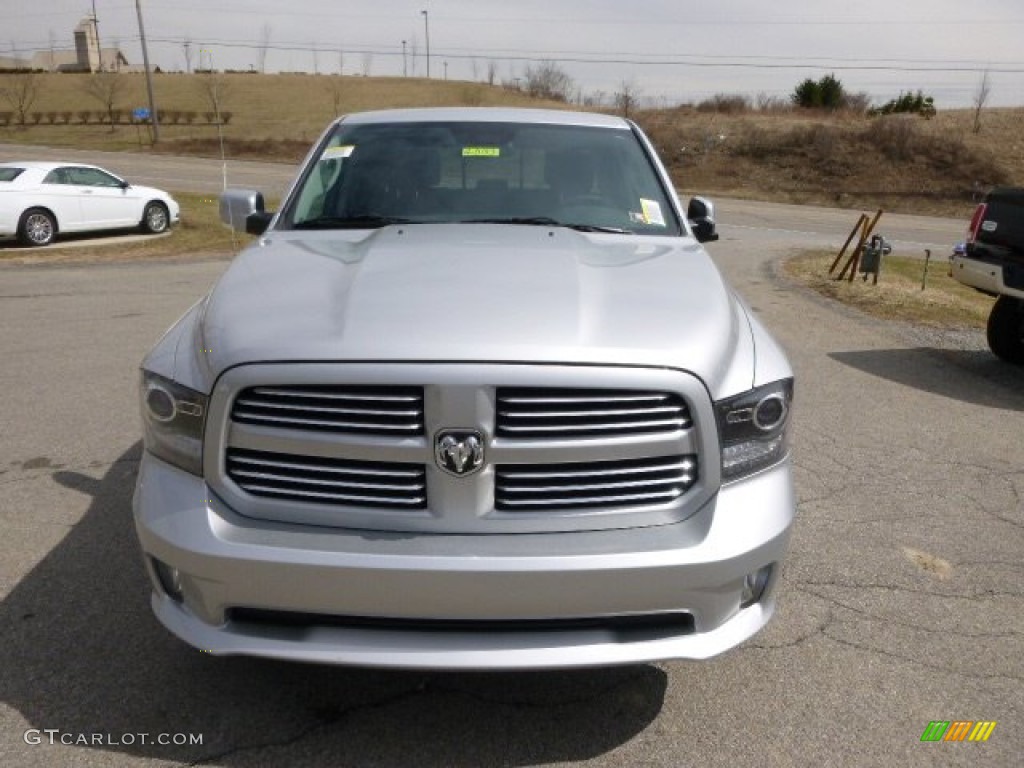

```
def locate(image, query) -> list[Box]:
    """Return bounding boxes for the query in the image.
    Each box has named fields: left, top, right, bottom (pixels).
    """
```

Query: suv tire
left=987, top=295, right=1024, bottom=364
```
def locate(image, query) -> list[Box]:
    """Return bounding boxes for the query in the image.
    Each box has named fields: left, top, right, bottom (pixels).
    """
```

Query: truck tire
left=987, top=295, right=1024, bottom=364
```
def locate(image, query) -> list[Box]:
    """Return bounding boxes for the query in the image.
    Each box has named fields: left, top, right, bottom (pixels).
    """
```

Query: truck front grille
left=232, top=385, right=424, bottom=436
left=226, top=448, right=427, bottom=509
left=495, top=455, right=697, bottom=511
left=496, top=388, right=691, bottom=438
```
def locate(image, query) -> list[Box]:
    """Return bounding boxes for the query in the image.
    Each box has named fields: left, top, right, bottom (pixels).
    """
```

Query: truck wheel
left=987, top=295, right=1024, bottom=364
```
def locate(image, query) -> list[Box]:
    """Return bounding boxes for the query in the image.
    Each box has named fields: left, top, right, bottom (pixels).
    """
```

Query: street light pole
left=134, top=0, right=159, bottom=143
left=421, top=10, right=430, bottom=78
left=402, top=40, right=407, bottom=77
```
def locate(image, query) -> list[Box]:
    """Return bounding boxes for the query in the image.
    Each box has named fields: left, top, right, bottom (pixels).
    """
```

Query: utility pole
left=135, top=0, right=159, bottom=142
left=91, top=0, right=103, bottom=72
left=421, top=10, right=430, bottom=78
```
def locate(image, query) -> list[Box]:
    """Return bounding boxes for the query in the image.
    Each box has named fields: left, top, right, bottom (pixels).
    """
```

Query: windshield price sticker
left=462, top=147, right=501, bottom=157
left=640, top=198, right=667, bottom=227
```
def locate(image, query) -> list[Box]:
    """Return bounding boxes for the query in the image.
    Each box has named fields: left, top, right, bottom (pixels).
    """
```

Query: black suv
left=951, top=187, right=1024, bottom=363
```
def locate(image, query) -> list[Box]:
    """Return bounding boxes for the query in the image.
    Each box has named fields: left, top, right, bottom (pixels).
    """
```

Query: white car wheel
left=18, top=209, right=56, bottom=247
left=142, top=201, right=170, bottom=234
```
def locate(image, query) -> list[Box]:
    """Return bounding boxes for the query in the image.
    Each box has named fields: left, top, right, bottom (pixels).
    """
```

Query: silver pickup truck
left=132, top=108, right=796, bottom=669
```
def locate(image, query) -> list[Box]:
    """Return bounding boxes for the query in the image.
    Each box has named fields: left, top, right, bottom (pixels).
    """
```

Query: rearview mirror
left=686, top=196, right=719, bottom=243
left=220, top=189, right=273, bottom=235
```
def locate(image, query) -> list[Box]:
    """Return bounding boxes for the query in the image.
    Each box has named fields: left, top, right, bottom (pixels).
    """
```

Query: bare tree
left=614, top=79, right=641, bottom=118
left=257, top=24, right=272, bottom=74
left=486, top=59, right=498, bottom=86
left=325, top=75, right=344, bottom=117
left=972, top=69, right=991, bottom=134
left=0, top=72, right=39, bottom=127
left=84, top=71, right=126, bottom=131
left=523, top=61, right=574, bottom=102
left=196, top=70, right=230, bottom=120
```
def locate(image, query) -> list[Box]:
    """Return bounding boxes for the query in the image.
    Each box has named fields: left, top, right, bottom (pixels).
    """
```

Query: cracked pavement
left=1, top=196, right=1021, bottom=767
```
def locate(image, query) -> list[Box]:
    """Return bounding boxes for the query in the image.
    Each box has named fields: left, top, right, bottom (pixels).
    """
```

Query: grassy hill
left=1, top=72, right=1019, bottom=217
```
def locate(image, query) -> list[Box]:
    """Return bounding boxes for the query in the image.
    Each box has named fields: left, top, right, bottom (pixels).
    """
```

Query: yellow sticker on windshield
left=462, top=147, right=501, bottom=158
left=640, top=198, right=666, bottom=227
left=324, top=144, right=355, bottom=158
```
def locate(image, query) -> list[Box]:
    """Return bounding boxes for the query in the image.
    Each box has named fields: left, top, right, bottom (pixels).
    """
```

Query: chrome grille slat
left=495, top=455, right=698, bottom=511
left=497, top=490, right=685, bottom=508
left=235, top=399, right=422, bottom=418
left=501, top=458, right=694, bottom=480
left=231, top=410, right=423, bottom=432
left=239, top=485, right=427, bottom=507
left=500, top=479, right=688, bottom=493
left=499, top=394, right=671, bottom=404
left=227, top=448, right=427, bottom=509
left=229, top=453, right=423, bottom=478
left=498, top=418, right=689, bottom=434
left=499, top=405, right=684, bottom=418
left=230, top=468, right=424, bottom=492
left=496, top=388, right=691, bottom=438
left=251, top=387, right=421, bottom=403
left=231, top=385, right=424, bottom=436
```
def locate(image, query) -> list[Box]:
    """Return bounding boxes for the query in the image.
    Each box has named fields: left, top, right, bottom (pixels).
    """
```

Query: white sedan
left=0, top=161, right=180, bottom=247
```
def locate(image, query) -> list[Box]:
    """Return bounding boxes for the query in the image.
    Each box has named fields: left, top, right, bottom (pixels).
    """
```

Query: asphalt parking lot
left=0, top=195, right=1021, bottom=766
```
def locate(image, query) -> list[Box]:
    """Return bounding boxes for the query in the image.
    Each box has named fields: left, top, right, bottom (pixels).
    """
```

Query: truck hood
left=193, top=225, right=753, bottom=395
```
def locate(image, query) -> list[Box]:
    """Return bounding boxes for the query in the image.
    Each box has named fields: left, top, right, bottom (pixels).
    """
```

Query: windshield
left=281, top=120, right=681, bottom=236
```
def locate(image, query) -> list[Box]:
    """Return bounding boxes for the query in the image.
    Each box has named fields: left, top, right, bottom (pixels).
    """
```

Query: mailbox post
left=859, top=234, right=891, bottom=284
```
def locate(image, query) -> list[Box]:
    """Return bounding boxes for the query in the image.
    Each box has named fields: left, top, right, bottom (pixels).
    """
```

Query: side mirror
left=686, top=196, right=719, bottom=243
left=220, top=189, right=273, bottom=235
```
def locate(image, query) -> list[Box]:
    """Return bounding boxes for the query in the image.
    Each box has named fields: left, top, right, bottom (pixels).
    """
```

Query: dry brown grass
left=783, top=249, right=993, bottom=329
left=1, top=73, right=1021, bottom=217
left=0, top=72, right=564, bottom=160
left=637, top=106, right=1017, bottom=217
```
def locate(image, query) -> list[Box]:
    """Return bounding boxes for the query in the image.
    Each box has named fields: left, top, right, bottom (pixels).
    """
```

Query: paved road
left=0, top=151, right=1021, bottom=767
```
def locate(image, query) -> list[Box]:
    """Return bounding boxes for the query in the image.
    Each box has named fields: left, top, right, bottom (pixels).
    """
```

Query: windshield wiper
left=459, top=217, right=563, bottom=226
left=564, top=223, right=633, bottom=234
left=293, top=215, right=416, bottom=230
left=461, top=217, right=632, bottom=234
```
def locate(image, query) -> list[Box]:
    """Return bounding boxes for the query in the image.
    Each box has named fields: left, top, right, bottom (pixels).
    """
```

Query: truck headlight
left=140, top=371, right=207, bottom=476
left=715, top=379, right=793, bottom=481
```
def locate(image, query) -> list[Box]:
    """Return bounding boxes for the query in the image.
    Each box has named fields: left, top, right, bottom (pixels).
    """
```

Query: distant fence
left=0, top=110, right=233, bottom=127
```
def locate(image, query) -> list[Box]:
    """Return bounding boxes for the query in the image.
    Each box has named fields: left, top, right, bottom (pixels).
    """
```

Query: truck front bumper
left=133, top=452, right=795, bottom=669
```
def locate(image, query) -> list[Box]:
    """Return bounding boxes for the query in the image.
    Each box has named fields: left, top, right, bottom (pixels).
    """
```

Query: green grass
left=783, top=249, right=993, bottom=329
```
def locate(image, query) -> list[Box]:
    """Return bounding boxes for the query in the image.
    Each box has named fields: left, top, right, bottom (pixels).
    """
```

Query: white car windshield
left=283, top=121, right=681, bottom=236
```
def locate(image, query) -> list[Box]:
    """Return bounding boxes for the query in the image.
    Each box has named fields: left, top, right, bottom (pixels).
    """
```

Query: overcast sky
left=9, top=0, right=1024, bottom=108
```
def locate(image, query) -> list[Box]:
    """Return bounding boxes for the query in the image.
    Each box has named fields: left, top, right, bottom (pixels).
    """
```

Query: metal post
left=135, top=0, right=159, bottom=143
left=91, top=0, right=103, bottom=72
left=421, top=10, right=430, bottom=78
